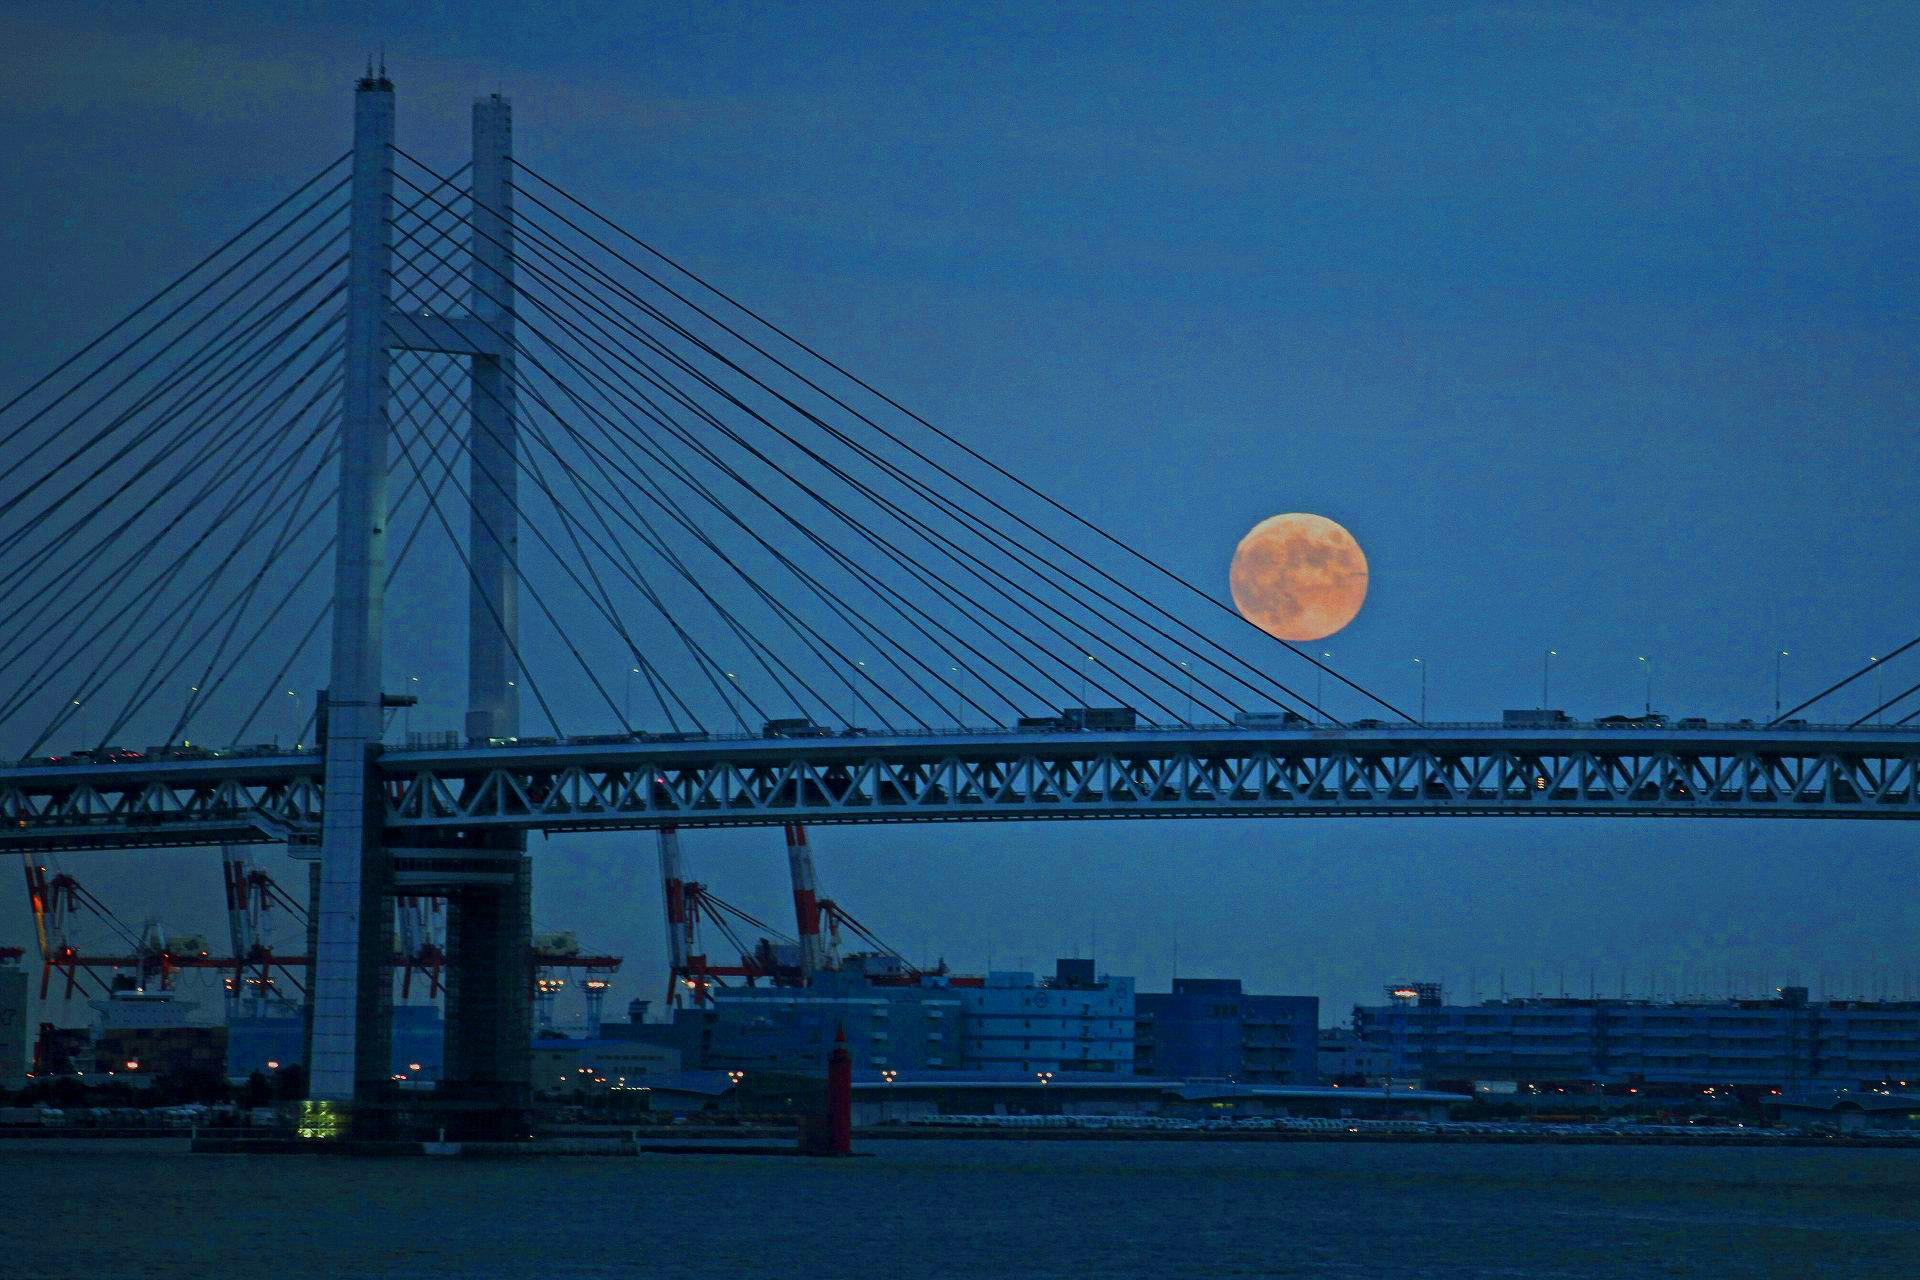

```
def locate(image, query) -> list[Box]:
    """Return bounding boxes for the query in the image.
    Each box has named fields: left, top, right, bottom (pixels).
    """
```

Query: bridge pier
left=440, top=854, right=533, bottom=1136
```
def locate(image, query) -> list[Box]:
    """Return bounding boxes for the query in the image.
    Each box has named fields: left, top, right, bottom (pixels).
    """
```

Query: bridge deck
left=1, top=723, right=1915, bottom=851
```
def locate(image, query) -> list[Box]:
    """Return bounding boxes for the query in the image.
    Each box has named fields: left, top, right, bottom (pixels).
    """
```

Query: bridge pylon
left=305, top=72, right=533, bottom=1140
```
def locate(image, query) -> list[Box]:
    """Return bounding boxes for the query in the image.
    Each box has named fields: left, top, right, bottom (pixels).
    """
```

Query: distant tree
left=167, top=1067, right=232, bottom=1105
left=271, top=1063, right=306, bottom=1101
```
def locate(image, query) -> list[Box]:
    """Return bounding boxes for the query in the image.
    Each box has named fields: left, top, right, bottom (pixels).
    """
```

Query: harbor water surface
left=6, top=1140, right=1915, bottom=1278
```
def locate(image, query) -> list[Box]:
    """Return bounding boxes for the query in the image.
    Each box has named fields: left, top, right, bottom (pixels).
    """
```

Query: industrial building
left=1317, top=1026, right=1393, bottom=1083
left=1355, top=984, right=1920, bottom=1092
left=1772, top=1089, right=1920, bottom=1133
left=612, top=958, right=1138, bottom=1077
left=838, top=1072, right=1463, bottom=1127
left=1134, top=978, right=1317, bottom=1084
left=958, top=959, right=1135, bottom=1074
left=1, top=949, right=29, bottom=1087
left=226, top=1003, right=447, bottom=1083
left=531, top=1038, right=680, bottom=1096
left=701, top=956, right=964, bottom=1072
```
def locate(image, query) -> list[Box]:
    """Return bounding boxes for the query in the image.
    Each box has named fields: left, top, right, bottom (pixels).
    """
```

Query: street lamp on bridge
left=847, top=659, right=866, bottom=729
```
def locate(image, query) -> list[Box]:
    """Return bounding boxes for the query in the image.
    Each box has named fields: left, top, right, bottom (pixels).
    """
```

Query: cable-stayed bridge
left=2, top=75, right=1914, bottom=1133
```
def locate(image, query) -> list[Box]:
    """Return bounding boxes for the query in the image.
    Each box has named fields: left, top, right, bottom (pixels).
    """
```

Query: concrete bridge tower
left=305, top=72, right=532, bottom=1138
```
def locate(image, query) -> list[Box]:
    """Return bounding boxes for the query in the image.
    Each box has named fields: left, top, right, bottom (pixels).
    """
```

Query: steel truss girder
left=382, top=739, right=1920, bottom=832
left=0, top=732, right=1916, bottom=851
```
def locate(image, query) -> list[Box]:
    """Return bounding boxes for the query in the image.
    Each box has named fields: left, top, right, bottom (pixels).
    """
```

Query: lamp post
left=1542, top=649, right=1557, bottom=708
left=847, top=659, right=866, bottom=729
left=950, top=665, right=964, bottom=728
left=1775, top=649, right=1789, bottom=717
left=724, top=672, right=742, bottom=733
left=1080, top=654, right=1096, bottom=707
left=407, top=674, right=419, bottom=737
left=1637, top=656, right=1651, bottom=716
left=1413, top=657, right=1426, bottom=723
left=1870, top=655, right=1883, bottom=722
left=1317, top=652, right=1330, bottom=719
left=287, top=689, right=300, bottom=749
left=624, top=666, right=639, bottom=727
left=1178, top=660, right=1192, bottom=724
left=71, top=699, right=84, bottom=747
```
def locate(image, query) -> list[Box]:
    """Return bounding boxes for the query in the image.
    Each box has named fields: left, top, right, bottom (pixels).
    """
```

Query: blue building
left=1134, top=979, right=1319, bottom=1084
left=1354, top=986, right=1920, bottom=1091
left=225, top=1003, right=446, bottom=1083
left=607, top=956, right=966, bottom=1073
left=958, top=959, right=1136, bottom=1075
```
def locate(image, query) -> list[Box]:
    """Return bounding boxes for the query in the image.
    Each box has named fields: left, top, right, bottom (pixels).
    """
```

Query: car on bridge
left=762, top=718, right=833, bottom=738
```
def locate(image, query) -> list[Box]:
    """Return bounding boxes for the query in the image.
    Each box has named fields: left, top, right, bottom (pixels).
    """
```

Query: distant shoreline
left=4, top=1125, right=1915, bottom=1153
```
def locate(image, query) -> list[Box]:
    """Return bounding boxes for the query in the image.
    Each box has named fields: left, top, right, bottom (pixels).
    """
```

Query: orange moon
left=1228, top=513, right=1369, bottom=642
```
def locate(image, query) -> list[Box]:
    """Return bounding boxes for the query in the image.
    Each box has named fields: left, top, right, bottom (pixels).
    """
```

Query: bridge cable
left=506, top=216, right=1251, bottom=724
left=506, top=265, right=1119, bottom=725
left=161, top=398, right=343, bottom=748
left=380, top=337, right=746, bottom=735
left=23, top=397, right=338, bottom=757
left=403, top=203, right=1076, bottom=728
left=0, top=239, right=351, bottom=593
left=384, top=308, right=806, bottom=736
left=21, top=350, right=345, bottom=749
left=0, top=152, right=348, bottom=449
left=1849, top=677, right=1920, bottom=729
left=382, top=350, right=571, bottom=737
left=1771, top=632, right=1920, bottom=726
left=383, top=343, right=726, bottom=733
left=381, top=165, right=927, bottom=730
left=381, top=228, right=718, bottom=733
left=223, top=378, right=474, bottom=749
left=0, top=320, right=347, bottom=688
left=454, top=179, right=1185, bottom=721
left=379, top=172, right=953, bottom=727
left=0, top=162, right=457, bottom=580
left=0, top=330, right=347, bottom=737
left=492, top=204, right=1207, bottom=721
left=385, top=218, right=737, bottom=732
left=502, top=202, right=1257, bottom=723
left=391, top=159, right=1106, bottom=726
left=387, top=349, right=699, bottom=734
left=94, top=400, right=341, bottom=752
left=510, top=162, right=1401, bottom=720
left=0, top=185, right=349, bottom=524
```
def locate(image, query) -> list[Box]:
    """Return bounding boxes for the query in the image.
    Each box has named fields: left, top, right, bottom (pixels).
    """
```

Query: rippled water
left=4, top=1140, right=1915, bottom=1278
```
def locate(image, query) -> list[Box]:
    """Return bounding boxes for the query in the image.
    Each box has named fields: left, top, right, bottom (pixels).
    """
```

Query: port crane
left=657, top=822, right=925, bottom=1007
left=22, top=853, right=621, bottom=1014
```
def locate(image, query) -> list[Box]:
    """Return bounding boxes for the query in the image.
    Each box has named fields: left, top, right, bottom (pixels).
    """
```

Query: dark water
left=4, top=1140, right=1915, bottom=1278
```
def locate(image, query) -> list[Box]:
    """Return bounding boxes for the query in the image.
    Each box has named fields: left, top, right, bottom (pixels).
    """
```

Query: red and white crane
left=783, top=822, right=836, bottom=979
left=655, top=822, right=926, bottom=1008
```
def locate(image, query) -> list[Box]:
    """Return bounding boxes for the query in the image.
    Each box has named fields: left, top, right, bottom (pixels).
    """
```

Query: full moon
left=1228, top=513, right=1369, bottom=642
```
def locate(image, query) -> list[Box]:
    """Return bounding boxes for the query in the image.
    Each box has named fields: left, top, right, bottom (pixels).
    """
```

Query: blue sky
left=2, top=2, right=1916, bottom=1024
